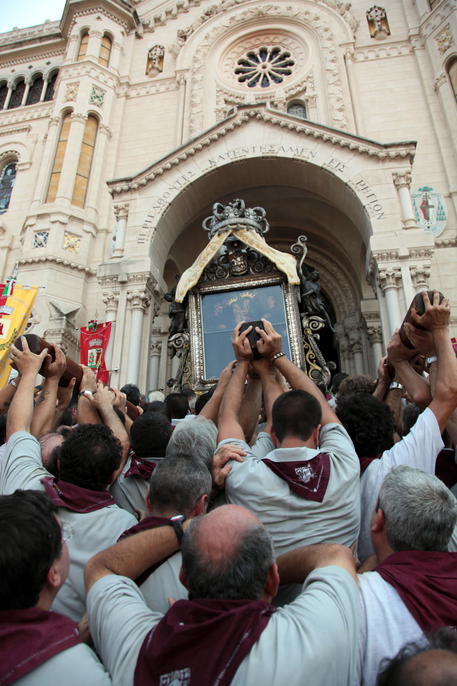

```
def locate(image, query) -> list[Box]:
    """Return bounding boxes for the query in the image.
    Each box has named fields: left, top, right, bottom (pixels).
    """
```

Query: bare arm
left=0, top=381, right=18, bottom=415
left=86, top=382, right=130, bottom=481
left=85, top=524, right=183, bottom=591
left=30, top=345, right=67, bottom=437
left=256, top=319, right=340, bottom=426
left=200, top=361, right=236, bottom=423
left=372, top=356, right=392, bottom=402
left=277, top=543, right=358, bottom=585
left=6, top=338, right=48, bottom=439
left=76, top=366, right=99, bottom=424
left=387, top=331, right=432, bottom=409
left=251, top=358, right=283, bottom=434
left=217, top=324, right=253, bottom=442
left=239, top=372, right=262, bottom=443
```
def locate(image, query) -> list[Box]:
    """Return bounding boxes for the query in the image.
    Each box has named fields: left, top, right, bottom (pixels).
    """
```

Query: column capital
left=127, top=290, right=150, bottom=311
left=378, top=267, right=401, bottom=291
left=367, top=325, right=383, bottom=344
left=102, top=291, right=119, bottom=312
left=150, top=340, right=162, bottom=356
left=409, top=264, right=431, bottom=291
left=89, top=29, right=103, bottom=38
left=99, top=123, right=112, bottom=138
left=434, top=72, right=447, bottom=92
left=71, top=112, right=88, bottom=123
left=114, top=203, right=129, bottom=219
left=392, top=171, right=412, bottom=189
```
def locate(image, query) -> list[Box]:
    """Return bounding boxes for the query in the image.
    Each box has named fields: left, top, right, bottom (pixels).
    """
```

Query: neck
left=149, top=507, right=180, bottom=519
left=279, top=436, right=317, bottom=449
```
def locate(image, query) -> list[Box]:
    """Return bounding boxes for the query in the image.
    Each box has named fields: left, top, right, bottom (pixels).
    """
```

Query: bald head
left=397, top=650, right=457, bottom=686
left=181, top=505, right=274, bottom=601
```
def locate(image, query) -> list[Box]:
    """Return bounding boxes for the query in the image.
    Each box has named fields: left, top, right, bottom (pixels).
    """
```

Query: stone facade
left=0, top=0, right=455, bottom=390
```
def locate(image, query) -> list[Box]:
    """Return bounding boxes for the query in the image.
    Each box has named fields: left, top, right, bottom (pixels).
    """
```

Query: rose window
left=234, top=46, right=294, bottom=88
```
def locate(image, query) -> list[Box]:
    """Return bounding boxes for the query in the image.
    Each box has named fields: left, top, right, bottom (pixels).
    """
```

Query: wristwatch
left=168, top=514, right=186, bottom=543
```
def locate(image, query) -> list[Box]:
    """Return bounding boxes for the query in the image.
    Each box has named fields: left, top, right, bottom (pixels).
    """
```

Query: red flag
left=79, top=321, right=111, bottom=384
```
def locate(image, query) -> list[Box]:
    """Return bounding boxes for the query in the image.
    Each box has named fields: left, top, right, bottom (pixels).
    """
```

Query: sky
left=0, top=0, right=66, bottom=33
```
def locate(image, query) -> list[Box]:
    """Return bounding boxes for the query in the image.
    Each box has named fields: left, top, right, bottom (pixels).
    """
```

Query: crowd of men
left=0, top=290, right=457, bottom=685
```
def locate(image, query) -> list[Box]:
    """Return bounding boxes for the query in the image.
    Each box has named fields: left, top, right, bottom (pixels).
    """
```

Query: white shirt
left=88, top=565, right=360, bottom=686
left=357, top=571, right=423, bottom=686
left=110, top=456, right=165, bottom=515
left=139, top=551, right=187, bottom=614
left=222, top=423, right=360, bottom=555
left=14, top=643, right=111, bottom=686
left=0, top=431, right=137, bottom=621
left=358, top=408, right=444, bottom=560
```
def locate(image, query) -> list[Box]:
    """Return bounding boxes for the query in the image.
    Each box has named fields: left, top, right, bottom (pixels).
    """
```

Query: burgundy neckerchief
left=134, top=598, right=275, bottom=686
left=262, top=452, right=330, bottom=502
left=118, top=515, right=174, bottom=585
left=435, top=448, right=457, bottom=490
left=376, top=550, right=457, bottom=631
left=359, top=453, right=382, bottom=476
left=41, top=476, right=115, bottom=513
left=0, top=607, right=80, bottom=686
left=124, top=453, right=158, bottom=480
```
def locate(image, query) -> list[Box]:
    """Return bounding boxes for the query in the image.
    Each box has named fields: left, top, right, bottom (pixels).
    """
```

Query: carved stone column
left=126, top=290, right=150, bottom=385
left=22, top=75, right=32, bottom=107
left=435, top=72, right=457, bottom=159
left=148, top=340, right=162, bottom=392
left=409, top=264, right=431, bottom=293
left=34, top=116, right=61, bottom=204
left=112, top=204, right=129, bottom=257
left=393, top=171, right=417, bottom=229
left=56, top=112, right=87, bottom=202
left=85, top=123, right=112, bottom=211
left=378, top=268, right=402, bottom=338
left=102, top=291, right=119, bottom=373
left=87, top=29, right=103, bottom=60
left=367, top=325, right=384, bottom=374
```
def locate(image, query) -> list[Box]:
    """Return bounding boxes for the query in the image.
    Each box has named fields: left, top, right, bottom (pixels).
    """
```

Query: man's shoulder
left=18, top=642, right=111, bottom=685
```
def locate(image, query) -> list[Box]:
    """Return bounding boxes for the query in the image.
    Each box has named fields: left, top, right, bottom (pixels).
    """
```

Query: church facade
left=0, top=0, right=455, bottom=391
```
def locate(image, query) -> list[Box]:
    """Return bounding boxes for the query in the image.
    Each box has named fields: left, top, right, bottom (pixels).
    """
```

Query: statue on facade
left=164, top=285, right=187, bottom=338
left=299, top=264, right=334, bottom=332
left=146, top=45, right=165, bottom=76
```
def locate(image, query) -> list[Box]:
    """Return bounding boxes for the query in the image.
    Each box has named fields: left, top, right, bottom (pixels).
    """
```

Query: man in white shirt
left=218, top=320, right=360, bottom=556
left=85, top=504, right=360, bottom=686
left=0, top=337, right=136, bottom=622
left=357, top=465, right=457, bottom=686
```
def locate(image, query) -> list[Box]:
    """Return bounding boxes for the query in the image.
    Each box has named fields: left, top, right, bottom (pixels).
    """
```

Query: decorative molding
left=0, top=126, right=30, bottom=138
left=378, top=267, right=402, bottom=290
left=373, top=249, right=399, bottom=261
left=98, top=275, right=119, bottom=289
left=63, top=232, right=81, bottom=252
left=59, top=63, right=118, bottom=90
left=186, top=3, right=351, bottom=136
left=435, top=237, right=457, bottom=247
left=366, top=325, right=383, bottom=344
left=108, top=104, right=416, bottom=196
left=64, top=81, right=79, bottom=101
left=102, top=291, right=119, bottom=311
left=352, top=41, right=412, bottom=62
left=434, top=72, right=447, bottom=91
left=70, top=112, right=88, bottom=122
left=115, top=76, right=178, bottom=98
left=33, top=230, right=49, bottom=248
left=409, top=264, right=430, bottom=290
left=89, top=29, right=103, bottom=39
left=114, top=203, right=129, bottom=219
left=67, top=7, right=132, bottom=36
left=435, top=23, right=454, bottom=55
left=409, top=247, right=433, bottom=259
left=392, top=171, right=412, bottom=189
left=0, top=149, right=21, bottom=163
left=18, top=255, right=95, bottom=274
left=89, top=84, right=106, bottom=107
left=420, top=0, right=455, bottom=41
left=99, top=123, right=112, bottom=137
left=126, top=289, right=151, bottom=311
left=0, top=104, right=53, bottom=126
left=0, top=21, right=60, bottom=47
left=0, top=50, right=63, bottom=69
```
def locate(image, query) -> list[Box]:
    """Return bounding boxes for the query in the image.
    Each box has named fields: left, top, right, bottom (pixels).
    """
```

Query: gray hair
left=379, top=466, right=457, bottom=552
left=166, top=417, right=217, bottom=470
left=148, top=454, right=212, bottom=517
left=181, top=519, right=274, bottom=600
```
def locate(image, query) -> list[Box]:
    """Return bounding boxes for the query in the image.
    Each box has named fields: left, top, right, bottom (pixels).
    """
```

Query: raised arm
left=199, top=360, right=236, bottom=423
left=217, top=324, right=252, bottom=442
left=30, top=344, right=67, bottom=437
left=251, top=357, right=283, bottom=434
left=256, top=319, right=340, bottom=426
left=0, top=379, right=19, bottom=415
left=85, top=523, right=184, bottom=591
left=277, top=543, right=357, bottom=585
left=77, top=366, right=99, bottom=424
left=387, top=331, right=432, bottom=409
left=6, top=338, right=48, bottom=439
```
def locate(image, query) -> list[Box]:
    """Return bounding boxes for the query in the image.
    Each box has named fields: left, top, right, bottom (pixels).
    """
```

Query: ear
left=47, top=559, right=63, bottom=592
left=371, top=506, right=385, bottom=535
left=179, top=566, right=189, bottom=590
left=270, top=428, right=279, bottom=448
left=264, top=562, right=280, bottom=600
left=312, top=424, right=321, bottom=446
left=195, top=493, right=209, bottom=515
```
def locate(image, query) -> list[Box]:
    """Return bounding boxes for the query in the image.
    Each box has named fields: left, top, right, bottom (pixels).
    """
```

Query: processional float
left=165, top=199, right=336, bottom=390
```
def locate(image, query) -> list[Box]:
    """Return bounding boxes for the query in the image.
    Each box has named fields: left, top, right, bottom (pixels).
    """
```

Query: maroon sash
left=124, top=454, right=158, bottom=480
left=359, top=454, right=381, bottom=476
left=134, top=598, right=275, bottom=686
left=118, top=515, right=174, bottom=585
left=376, top=550, right=457, bottom=631
left=262, top=452, right=330, bottom=502
left=0, top=607, right=80, bottom=686
left=41, top=476, right=115, bottom=513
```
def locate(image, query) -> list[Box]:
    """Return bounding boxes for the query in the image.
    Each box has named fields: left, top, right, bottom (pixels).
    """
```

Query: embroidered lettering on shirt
left=159, top=668, right=191, bottom=686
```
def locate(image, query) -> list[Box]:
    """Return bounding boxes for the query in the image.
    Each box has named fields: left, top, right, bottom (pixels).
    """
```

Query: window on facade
left=0, top=82, right=7, bottom=110
left=46, top=112, right=71, bottom=203
left=77, top=31, right=89, bottom=61
left=44, top=71, right=58, bottom=101
left=447, top=57, right=457, bottom=100
left=235, top=46, right=294, bottom=88
left=287, top=102, right=307, bottom=119
left=98, top=34, right=112, bottom=67
left=7, top=79, right=25, bottom=109
left=72, top=115, right=98, bottom=207
left=0, top=162, right=17, bottom=214
left=26, top=74, right=44, bottom=105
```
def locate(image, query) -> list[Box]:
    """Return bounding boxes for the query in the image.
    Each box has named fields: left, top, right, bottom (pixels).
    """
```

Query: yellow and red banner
left=0, top=280, right=38, bottom=388
left=79, top=320, right=111, bottom=384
